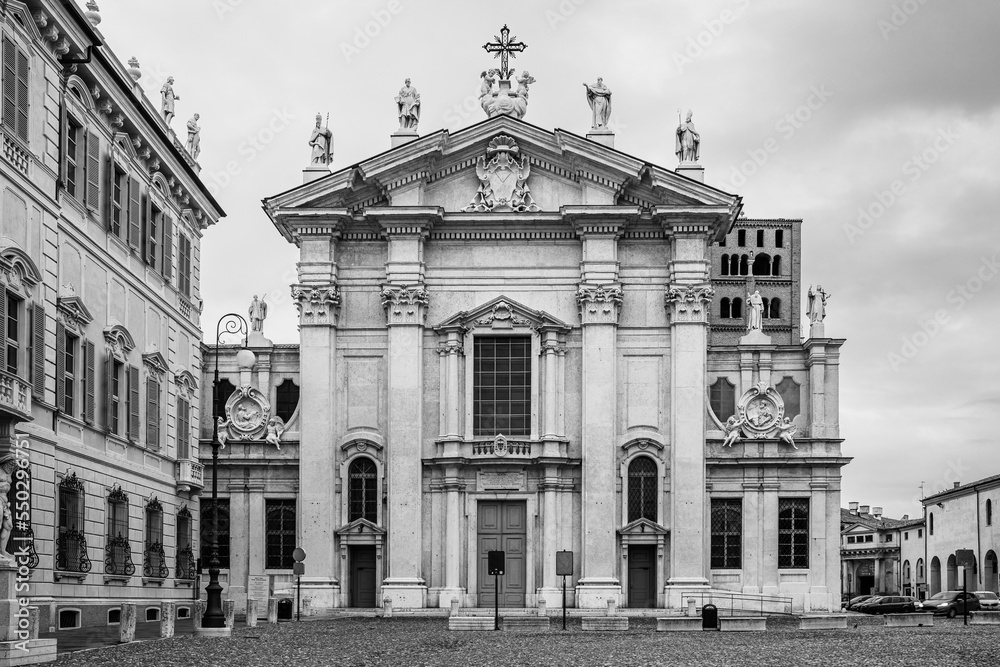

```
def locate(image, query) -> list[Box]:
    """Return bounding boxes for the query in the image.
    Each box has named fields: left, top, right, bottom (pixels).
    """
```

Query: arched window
left=752, top=253, right=771, bottom=276
left=721, top=254, right=730, bottom=276
left=739, top=255, right=749, bottom=276
left=729, top=255, right=739, bottom=275
left=756, top=229, right=765, bottom=247
left=930, top=556, right=941, bottom=595
left=772, top=255, right=781, bottom=276
left=987, top=499, right=993, bottom=526
left=720, top=298, right=731, bottom=319
left=710, top=378, right=736, bottom=422
left=929, top=512, right=934, bottom=535
left=627, top=457, right=658, bottom=522
left=732, top=298, right=743, bottom=319
left=917, top=558, right=924, bottom=580
left=903, top=560, right=911, bottom=584
left=770, top=298, right=781, bottom=319
left=946, top=554, right=957, bottom=590
left=762, top=297, right=770, bottom=318
left=275, top=379, right=300, bottom=422
left=348, top=458, right=378, bottom=523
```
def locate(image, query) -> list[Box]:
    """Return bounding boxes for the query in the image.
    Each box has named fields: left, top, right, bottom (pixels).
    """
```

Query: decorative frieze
left=664, top=284, right=714, bottom=323
left=576, top=284, right=623, bottom=325
left=380, top=284, right=428, bottom=326
left=290, top=283, right=341, bottom=327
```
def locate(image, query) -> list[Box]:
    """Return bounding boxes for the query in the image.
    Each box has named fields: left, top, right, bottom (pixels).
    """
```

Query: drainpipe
left=976, top=488, right=982, bottom=588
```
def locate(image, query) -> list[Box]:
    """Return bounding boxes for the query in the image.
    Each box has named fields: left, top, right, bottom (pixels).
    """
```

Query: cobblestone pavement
left=50, top=615, right=997, bottom=667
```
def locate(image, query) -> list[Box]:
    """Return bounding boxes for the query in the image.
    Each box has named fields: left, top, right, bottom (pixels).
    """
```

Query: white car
left=973, top=591, right=1000, bottom=610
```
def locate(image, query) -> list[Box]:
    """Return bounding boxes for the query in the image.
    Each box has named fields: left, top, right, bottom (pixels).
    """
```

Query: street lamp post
left=201, top=313, right=253, bottom=634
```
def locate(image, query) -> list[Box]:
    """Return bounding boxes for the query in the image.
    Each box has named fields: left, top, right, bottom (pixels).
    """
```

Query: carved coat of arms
left=464, top=135, right=540, bottom=213
left=721, top=382, right=797, bottom=448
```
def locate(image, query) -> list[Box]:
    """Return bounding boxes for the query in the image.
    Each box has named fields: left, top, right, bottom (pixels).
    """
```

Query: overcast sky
left=87, top=1, right=1000, bottom=521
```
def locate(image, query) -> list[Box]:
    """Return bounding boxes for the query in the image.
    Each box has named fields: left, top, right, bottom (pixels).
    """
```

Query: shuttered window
left=29, top=303, right=44, bottom=399
left=109, top=163, right=125, bottom=237
left=86, top=130, right=100, bottom=211
left=161, top=216, right=173, bottom=282
left=55, top=323, right=77, bottom=416
left=1, top=35, right=28, bottom=142
left=83, top=340, right=95, bottom=424
left=127, top=365, right=139, bottom=442
left=145, top=376, right=160, bottom=449
left=178, top=234, right=192, bottom=296
left=176, top=397, right=190, bottom=459
left=3, top=291, right=19, bottom=376
left=65, top=117, right=82, bottom=199
left=127, top=177, right=141, bottom=252
left=145, top=205, right=160, bottom=270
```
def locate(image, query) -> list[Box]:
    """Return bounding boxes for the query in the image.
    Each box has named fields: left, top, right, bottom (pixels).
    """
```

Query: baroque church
left=200, top=32, right=847, bottom=615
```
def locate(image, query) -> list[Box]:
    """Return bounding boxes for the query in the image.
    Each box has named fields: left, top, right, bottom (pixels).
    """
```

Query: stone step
left=581, top=617, right=629, bottom=631
left=884, top=613, right=933, bottom=627
left=502, top=616, right=551, bottom=632
left=657, top=617, right=705, bottom=632
left=448, top=617, right=496, bottom=631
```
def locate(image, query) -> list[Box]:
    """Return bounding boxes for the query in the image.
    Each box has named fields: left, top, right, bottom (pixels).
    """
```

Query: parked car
left=972, top=591, right=1000, bottom=610
left=855, top=595, right=918, bottom=614
left=915, top=591, right=981, bottom=617
left=843, top=595, right=876, bottom=611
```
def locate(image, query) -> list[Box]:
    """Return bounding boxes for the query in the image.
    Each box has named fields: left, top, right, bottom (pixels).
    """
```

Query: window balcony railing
left=56, top=528, right=92, bottom=573
left=469, top=437, right=533, bottom=458
left=104, top=534, right=135, bottom=577
left=0, top=369, right=31, bottom=422
left=175, top=545, right=196, bottom=580
left=143, top=541, right=169, bottom=579
left=175, top=459, right=205, bottom=494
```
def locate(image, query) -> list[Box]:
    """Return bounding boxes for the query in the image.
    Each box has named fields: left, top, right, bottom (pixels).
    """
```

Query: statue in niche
left=675, top=109, right=700, bottom=163
left=185, top=113, right=201, bottom=159
left=722, top=415, right=744, bottom=447
left=747, top=289, right=764, bottom=332
left=808, top=285, right=829, bottom=324
left=583, top=78, right=612, bottom=129
left=160, top=76, right=180, bottom=124
left=309, top=113, right=333, bottom=165
left=249, top=294, right=267, bottom=332
left=395, top=78, right=420, bottom=132
left=777, top=418, right=798, bottom=449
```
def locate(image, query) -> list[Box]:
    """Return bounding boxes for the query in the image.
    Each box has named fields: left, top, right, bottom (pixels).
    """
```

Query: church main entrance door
left=349, top=546, right=377, bottom=608
left=627, top=545, right=656, bottom=607
left=477, top=501, right=526, bottom=607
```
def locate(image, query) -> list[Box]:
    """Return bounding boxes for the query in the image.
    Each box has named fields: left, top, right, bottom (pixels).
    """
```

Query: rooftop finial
left=85, top=1, right=101, bottom=27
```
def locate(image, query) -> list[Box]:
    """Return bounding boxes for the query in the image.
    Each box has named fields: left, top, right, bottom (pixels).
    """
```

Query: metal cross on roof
left=483, top=24, right=526, bottom=80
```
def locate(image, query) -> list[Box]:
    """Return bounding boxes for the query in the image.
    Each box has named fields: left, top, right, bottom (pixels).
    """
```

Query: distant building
left=1, top=0, right=222, bottom=632
left=923, top=475, right=1000, bottom=595
left=841, top=502, right=925, bottom=598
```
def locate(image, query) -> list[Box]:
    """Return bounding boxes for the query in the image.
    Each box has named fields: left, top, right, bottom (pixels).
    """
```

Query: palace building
left=2, top=0, right=222, bottom=634
left=200, top=55, right=848, bottom=612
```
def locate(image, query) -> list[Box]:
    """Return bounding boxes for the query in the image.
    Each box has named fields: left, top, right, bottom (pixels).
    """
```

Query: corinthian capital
left=291, top=283, right=342, bottom=327
left=665, top=284, right=714, bottom=324
left=576, top=283, right=623, bottom=325
left=380, top=284, right=429, bottom=325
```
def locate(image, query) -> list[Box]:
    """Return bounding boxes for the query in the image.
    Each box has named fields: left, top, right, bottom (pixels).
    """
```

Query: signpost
left=556, top=551, right=573, bottom=631
left=488, top=551, right=505, bottom=631
left=956, top=549, right=976, bottom=626
left=292, top=547, right=307, bottom=622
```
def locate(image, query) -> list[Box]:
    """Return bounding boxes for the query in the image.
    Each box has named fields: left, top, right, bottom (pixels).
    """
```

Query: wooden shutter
left=55, top=322, right=66, bottom=412
left=84, top=340, right=95, bottom=424
left=145, top=376, right=159, bottom=449
left=0, top=288, right=6, bottom=372
left=162, top=215, right=173, bottom=282
left=127, top=176, right=141, bottom=251
left=105, top=157, right=114, bottom=231
left=86, top=131, right=100, bottom=211
left=31, top=303, right=44, bottom=399
left=142, top=195, right=152, bottom=265
left=176, top=398, right=189, bottom=459
left=1, top=37, right=14, bottom=135
left=103, top=355, right=113, bottom=433
left=127, top=364, right=140, bottom=442
left=14, top=45, right=27, bottom=142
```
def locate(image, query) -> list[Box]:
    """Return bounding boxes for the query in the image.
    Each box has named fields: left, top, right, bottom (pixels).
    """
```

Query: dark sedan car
left=843, top=595, right=876, bottom=611
left=856, top=595, right=918, bottom=614
left=915, top=591, right=981, bottom=617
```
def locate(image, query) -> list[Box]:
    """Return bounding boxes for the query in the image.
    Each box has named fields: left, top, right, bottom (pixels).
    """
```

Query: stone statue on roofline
left=161, top=76, right=179, bottom=124
left=675, top=108, right=700, bottom=163
left=249, top=294, right=267, bottom=332
left=747, top=289, right=764, bottom=332
left=395, top=78, right=420, bottom=132
left=584, top=78, right=612, bottom=129
left=185, top=113, right=201, bottom=159
left=308, top=113, right=333, bottom=165
left=807, top=285, right=829, bottom=324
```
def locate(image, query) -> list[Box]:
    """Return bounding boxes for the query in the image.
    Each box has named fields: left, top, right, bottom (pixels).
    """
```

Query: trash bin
left=701, top=603, right=718, bottom=630
left=277, top=598, right=293, bottom=621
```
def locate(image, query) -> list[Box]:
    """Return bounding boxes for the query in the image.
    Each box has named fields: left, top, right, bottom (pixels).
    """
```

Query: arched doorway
left=930, top=556, right=941, bottom=595
left=902, top=560, right=911, bottom=596
left=946, top=554, right=957, bottom=591
left=986, top=551, right=999, bottom=593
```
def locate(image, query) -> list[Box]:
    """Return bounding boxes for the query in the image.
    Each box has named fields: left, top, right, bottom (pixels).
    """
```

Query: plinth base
left=391, top=131, right=418, bottom=148
left=675, top=163, right=704, bottom=182
left=586, top=129, right=615, bottom=148
left=302, top=165, right=330, bottom=184
left=433, top=588, right=465, bottom=609
left=381, top=578, right=427, bottom=608
left=574, top=578, right=621, bottom=609
left=193, top=626, right=232, bottom=638
left=534, top=587, right=564, bottom=608
left=739, top=329, right=772, bottom=346
left=0, top=638, right=56, bottom=665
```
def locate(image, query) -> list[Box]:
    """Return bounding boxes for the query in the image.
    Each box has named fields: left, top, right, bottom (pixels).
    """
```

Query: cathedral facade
left=202, top=111, right=847, bottom=614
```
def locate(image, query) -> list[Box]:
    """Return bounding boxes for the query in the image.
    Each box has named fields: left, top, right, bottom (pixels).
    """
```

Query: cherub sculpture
left=722, top=415, right=744, bottom=447
left=217, top=416, right=230, bottom=449
left=265, top=416, right=285, bottom=449
left=777, top=418, right=798, bottom=449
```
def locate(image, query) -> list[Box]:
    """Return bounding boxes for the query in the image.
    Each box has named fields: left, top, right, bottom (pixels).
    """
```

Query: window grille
left=56, top=473, right=90, bottom=573
left=778, top=498, right=809, bottom=568
left=473, top=336, right=531, bottom=436
left=711, top=499, right=742, bottom=569
left=348, top=458, right=378, bottom=523
left=200, top=499, right=230, bottom=569
left=143, top=497, right=167, bottom=578
left=627, top=456, right=657, bottom=522
left=265, top=500, right=295, bottom=569
left=105, top=486, right=134, bottom=576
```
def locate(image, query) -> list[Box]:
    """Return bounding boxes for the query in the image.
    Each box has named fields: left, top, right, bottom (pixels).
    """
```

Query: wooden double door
left=477, top=501, right=527, bottom=607
left=627, top=545, right=657, bottom=608
left=349, top=546, right=377, bottom=608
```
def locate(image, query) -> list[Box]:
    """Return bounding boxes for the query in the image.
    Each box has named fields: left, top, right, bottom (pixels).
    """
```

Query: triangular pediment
left=435, top=295, right=570, bottom=333
left=618, top=517, right=668, bottom=536
left=335, top=518, right=385, bottom=536
left=264, top=115, right=741, bottom=241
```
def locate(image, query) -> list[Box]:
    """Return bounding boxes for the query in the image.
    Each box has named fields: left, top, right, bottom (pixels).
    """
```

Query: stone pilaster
left=438, top=471, right=465, bottom=607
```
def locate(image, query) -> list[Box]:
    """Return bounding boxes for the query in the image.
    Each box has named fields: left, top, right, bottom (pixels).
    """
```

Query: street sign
left=556, top=551, right=573, bottom=576
left=955, top=549, right=976, bottom=569
left=488, top=550, right=505, bottom=576
left=293, top=547, right=307, bottom=562
left=293, top=562, right=305, bottom=576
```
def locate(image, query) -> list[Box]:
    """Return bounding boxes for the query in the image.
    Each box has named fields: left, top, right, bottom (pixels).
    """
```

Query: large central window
left=778, top=498, right=809, bottom=569
left=473, top=336, right=531, bottom=436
